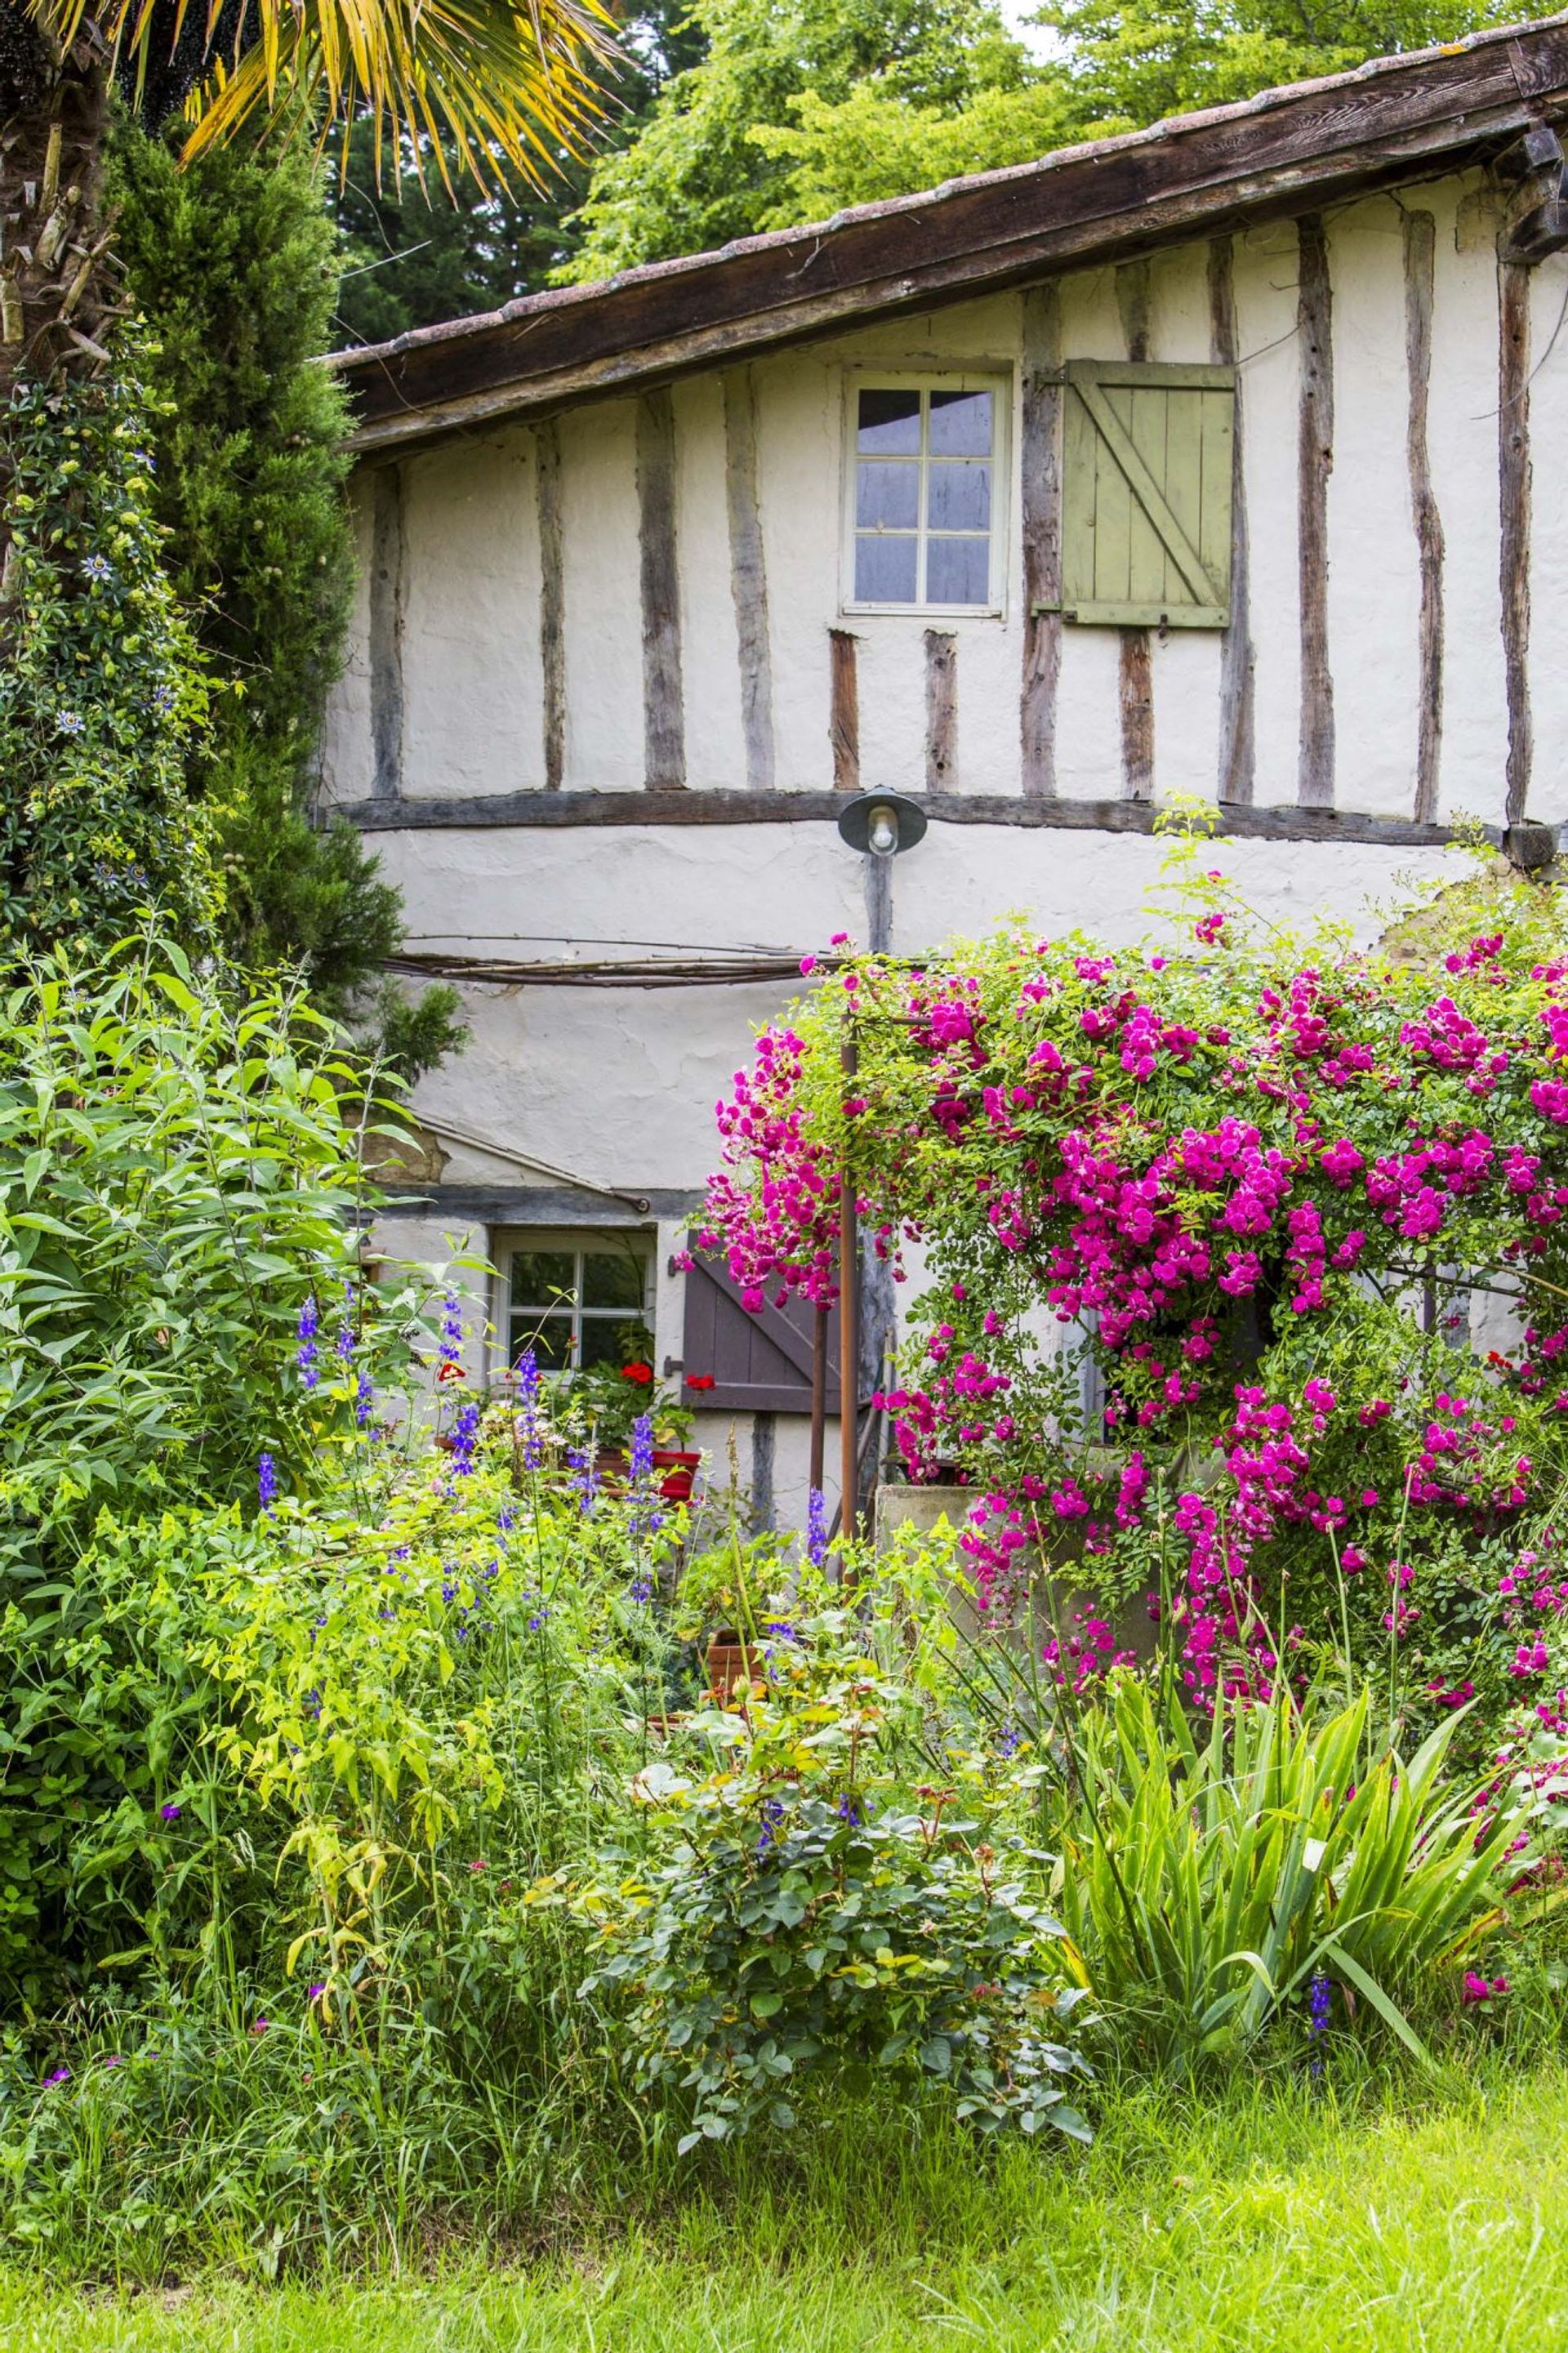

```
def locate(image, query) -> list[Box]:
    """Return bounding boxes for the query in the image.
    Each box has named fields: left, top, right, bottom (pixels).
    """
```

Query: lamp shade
left=834, top=791, right=929, bottom=856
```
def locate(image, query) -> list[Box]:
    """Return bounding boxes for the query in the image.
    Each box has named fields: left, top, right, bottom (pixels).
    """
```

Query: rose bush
left=697, top=825, right=1568, bottom=1739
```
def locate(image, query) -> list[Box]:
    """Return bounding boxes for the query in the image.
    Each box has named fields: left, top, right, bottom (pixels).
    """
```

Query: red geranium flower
left=622, top=1361, right=654, bottom=1384
left=686, top=1374, right=716, bottom=1392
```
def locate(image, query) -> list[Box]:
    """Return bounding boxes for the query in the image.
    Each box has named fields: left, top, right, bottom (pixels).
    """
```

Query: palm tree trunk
left=2, top=6, right=121, bottom=581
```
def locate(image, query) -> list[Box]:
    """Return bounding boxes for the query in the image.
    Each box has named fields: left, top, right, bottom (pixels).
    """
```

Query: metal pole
left=839, top=1017, right=859, bottom=1550
left=866, top=844, right=893, bottom=955
left=808, top=1306, right=827, bottom=1495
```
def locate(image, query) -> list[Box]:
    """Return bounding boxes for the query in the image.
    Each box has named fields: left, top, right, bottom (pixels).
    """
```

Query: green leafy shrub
left=0, top=946, right=419, bottom=1574
left=569, top=1571, right=1094, bottom=2148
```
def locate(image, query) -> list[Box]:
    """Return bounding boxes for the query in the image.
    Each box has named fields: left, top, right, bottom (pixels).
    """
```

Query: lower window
left=499, top=1229, right=653, bottom=1371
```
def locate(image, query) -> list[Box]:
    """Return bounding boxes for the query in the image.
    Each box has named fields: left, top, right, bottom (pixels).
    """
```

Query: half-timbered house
left=323, top=15, right=1568, bottom=1526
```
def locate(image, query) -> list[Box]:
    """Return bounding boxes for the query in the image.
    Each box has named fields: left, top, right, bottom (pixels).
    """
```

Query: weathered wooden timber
left=337, top=786, right=1481, bottom=848
left=1403, top=210, right=1446, bottom=824
left=1208, top=234, right=1256, bottom=805
left=1018, top=283, right=1062, bottom=797
left=1498, top=253, right=1533, bottom=826
left=636, top=388, right=685, bottom=788
left=535, top=420, right=567, bottom=791
left=924, top=630, right=958, bottom=790
left=1297, top=214, right=1335, bottom=810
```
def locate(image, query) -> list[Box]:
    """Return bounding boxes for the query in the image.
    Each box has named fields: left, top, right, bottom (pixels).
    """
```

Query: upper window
left=501, top=1230, right=653, bottom=1372
left=844, top=377, right=1005, bottom=614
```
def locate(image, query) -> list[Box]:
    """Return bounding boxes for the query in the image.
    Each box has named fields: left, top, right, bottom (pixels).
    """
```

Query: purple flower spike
left=296, top=1295, right=319, bottom=1389
left=258, top=1451, right=278, bottom=1513
left=807, top=1486, right=828, bottom=1568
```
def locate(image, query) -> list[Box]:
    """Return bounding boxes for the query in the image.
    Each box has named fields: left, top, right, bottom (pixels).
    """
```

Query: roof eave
left=337, top=15, right=1568, bottom=457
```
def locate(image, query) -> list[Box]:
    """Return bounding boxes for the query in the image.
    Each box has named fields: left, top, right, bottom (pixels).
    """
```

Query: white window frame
left=840, top=368, right=1011, bottom=620
left=493, top=1226, right=656, bottom=1375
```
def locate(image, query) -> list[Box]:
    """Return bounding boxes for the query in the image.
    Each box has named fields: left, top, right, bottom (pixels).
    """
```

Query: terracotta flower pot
left=706, top=1629, right=760, bottom=1704
left=653, top=1447, right=702, bottom=1501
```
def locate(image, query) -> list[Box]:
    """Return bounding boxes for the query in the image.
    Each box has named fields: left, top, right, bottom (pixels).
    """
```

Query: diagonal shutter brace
left=413, top=1114, right=653, bottom=1215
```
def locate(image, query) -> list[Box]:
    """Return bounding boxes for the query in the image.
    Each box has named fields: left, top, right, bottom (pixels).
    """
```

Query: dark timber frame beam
left=336, top=786, right=1483, bottom=852
left=336, top=21, right=1568, bottom=457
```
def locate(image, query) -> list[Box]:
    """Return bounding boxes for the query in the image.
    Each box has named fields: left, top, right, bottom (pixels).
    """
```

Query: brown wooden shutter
left=681, top=1252, right=842, bottom=1415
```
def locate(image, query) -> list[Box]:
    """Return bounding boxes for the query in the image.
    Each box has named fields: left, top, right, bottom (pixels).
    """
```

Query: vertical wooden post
left=1209, top=234, right=1256, bottom=806
left=536, top=418, right=566, bottom=791
left=724, top=368, right=777, bottom=791
left=1404, top=212, right=1445, bottom=824
left=829, top=628, right=859, bottom=794
left=838, top=1020, right=859, bottom=1553
left=369, top=463, right=405, bottom=801
left=637, top=387, right=685, bottom=789
left=809, top=1307, right=827, bottom=1495
left=1498, top=255, right=1533, bottom=827
left=1019, top=282, right=1062, bottom=799
left=924, top=628, right=957, bottom=790
left=1297, top=214, right=1336, bottom=810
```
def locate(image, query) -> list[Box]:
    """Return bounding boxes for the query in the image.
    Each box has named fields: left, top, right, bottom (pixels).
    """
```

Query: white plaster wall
left=559, top=399, right=643, bottom=791
left=1143, top=241, right=1223, bottom=804
left=674, top=375, right=747, bottom=790
left=1528, top=246, right=1568, bottom=831
left=1052, top=267, right=1126, bottom=800
left=1430, top=172, right=1512, bottom=830
left=1326, top=198, right=1423, bottom=820
left=1232, top=220, right=1303, bottom=806
left=378, top=817, right=1463, bottom=1199
left=318, top=477, right=374, bottom=806
left=401, top=430, right=537, bottom=799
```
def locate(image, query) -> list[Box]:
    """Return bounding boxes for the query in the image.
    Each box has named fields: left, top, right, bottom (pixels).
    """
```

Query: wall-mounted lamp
left=835, top=791, right=928, bottom=952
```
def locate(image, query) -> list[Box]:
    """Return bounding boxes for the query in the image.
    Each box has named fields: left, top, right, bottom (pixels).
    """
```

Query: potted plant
left=570, top=1356, right=702, bottom=1498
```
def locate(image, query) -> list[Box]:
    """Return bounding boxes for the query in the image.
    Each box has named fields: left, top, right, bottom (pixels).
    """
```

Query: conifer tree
left=110, top=127, right=465, bottom=1076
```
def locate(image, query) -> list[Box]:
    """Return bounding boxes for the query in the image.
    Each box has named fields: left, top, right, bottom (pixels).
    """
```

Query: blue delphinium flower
left=355, top=1367, right=374, bottom=1427
left=630, top=1412, right=654, bottom=1483
left=296, top=1296, right=319, bottom=1389
left=450, top=1399, right=481, bottom=1477
left=1307, top=1970, right=1332, bottom=2077
left=514, top=1348, right=543, bottom=1467
left=568, top=1444, right=597, bottom=1514
left=756, top=1797, right=786, bottom=1854
left=257, top=1452, right=278, bottom=1513
left=806, top=1486, right=828, bottom=1567
left=439, top=1294, right=464, bottom=1373
left=629, top=1572, right=653, bottom=1605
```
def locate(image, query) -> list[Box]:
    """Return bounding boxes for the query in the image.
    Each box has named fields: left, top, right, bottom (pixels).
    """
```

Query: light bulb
left=867, top=804, right=898, bottom=855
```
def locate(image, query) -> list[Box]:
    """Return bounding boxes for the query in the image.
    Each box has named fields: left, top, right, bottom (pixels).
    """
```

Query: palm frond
left=32, top=0, right=621, bottom=189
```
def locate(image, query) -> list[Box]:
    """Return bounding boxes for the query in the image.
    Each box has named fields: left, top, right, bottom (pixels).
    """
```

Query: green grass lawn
left=7, top=2058, right=1568, bottom=2352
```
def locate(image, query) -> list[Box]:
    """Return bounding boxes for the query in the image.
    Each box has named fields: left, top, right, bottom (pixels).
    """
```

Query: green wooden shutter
left=1043, top=361, right=1236, bottom=630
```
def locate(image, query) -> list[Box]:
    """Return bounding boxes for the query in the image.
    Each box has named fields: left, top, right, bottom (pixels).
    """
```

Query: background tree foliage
left=562, top=0, right=1517, bottom=283
left=329, top=1, right=706, bottom=346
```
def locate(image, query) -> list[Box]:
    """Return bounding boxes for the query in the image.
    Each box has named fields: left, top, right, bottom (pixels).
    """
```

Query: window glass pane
left=856, top=460, right=920, bottom=531
left=926, top=535, right=991, bottom=605
left=510, top=1250, right=576, bottom=1308
left=582, top=1248, right=646, bottom=1310
left=857, top=389, right=921, bottom=455
left=928, top=389, right=992, bottom=457
left=513, top=1311, right=574, bottom=1370
left=854, top=533, right=918, bottom=603
left=580, top=1317, right=649, bottom=1371
left=927, top=461, right=991, bottom=533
